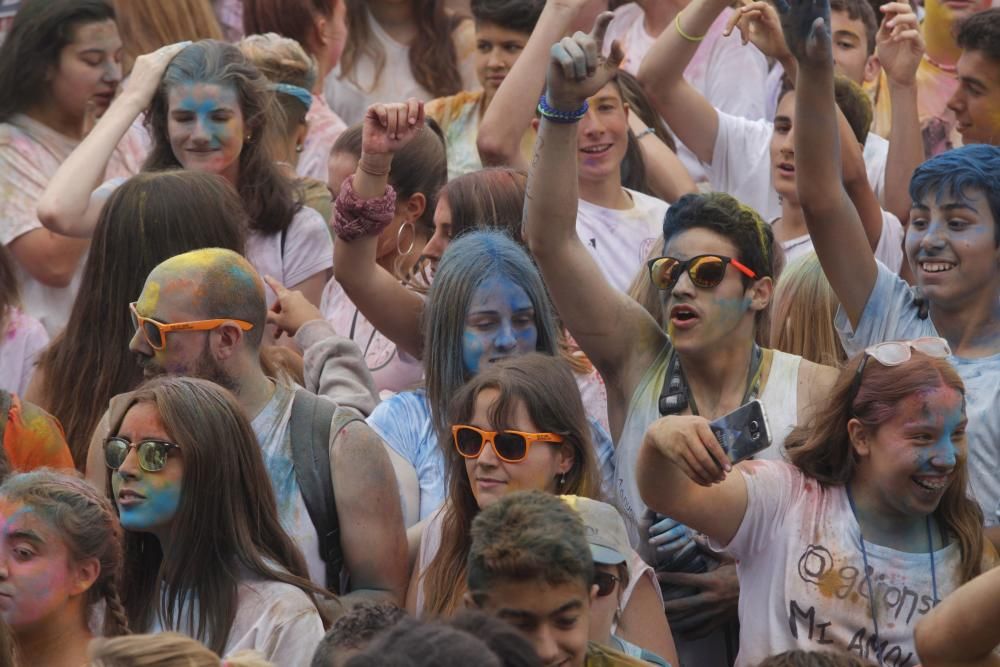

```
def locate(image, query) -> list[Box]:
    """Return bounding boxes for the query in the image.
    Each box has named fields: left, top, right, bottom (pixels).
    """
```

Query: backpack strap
left=289, top=388, right=363, bottom=592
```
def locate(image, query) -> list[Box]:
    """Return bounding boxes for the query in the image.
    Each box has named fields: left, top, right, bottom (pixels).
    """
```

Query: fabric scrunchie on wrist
left=332, top=174, right=397, bottom=242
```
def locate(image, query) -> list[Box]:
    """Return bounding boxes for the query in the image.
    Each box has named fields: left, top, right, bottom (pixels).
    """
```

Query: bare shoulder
left=330, top=420, right=396, bottom=483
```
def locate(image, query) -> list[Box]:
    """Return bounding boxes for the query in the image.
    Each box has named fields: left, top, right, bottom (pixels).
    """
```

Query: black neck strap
left=658, top=343, right=764, bottom=417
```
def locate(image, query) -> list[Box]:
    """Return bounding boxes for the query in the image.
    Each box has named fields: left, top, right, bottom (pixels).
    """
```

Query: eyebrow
left=832, top=30, right=860, bottom=40
left=910, top=202, right=979, bottom=213
left=7, top=530, right=44, bottom=545
left=774, top=115, right=791, bottom=124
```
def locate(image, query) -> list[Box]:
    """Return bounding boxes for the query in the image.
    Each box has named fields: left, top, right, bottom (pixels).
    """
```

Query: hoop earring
left=396, top=221, right=416, bottom=256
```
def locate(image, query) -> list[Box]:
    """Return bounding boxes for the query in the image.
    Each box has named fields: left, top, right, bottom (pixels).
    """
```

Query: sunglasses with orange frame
left=129, top=302, right=254, bottom=351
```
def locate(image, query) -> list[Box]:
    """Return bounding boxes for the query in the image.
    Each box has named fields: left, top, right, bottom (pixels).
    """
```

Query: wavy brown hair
left=106, top=377, right=331, bottom=653
left=112, top=0, right=222, bottom=74
left=420, top=353, right=603, bottom=616
left=0, top=470, right=129, bottom=637
left=144, top=40, right=303, bottom=235
left=786, top=351, right=985, bottom=583
left=35, top=171, right=246, bottom=468
left=340, top=0, right=465, bottom=98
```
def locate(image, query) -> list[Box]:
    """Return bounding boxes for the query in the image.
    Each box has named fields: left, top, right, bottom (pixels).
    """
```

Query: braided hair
left=0, top=470, right=129, bottom=636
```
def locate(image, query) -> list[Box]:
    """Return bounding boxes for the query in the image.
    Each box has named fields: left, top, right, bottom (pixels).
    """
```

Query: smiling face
left=474, top=578, right=594, bottom=667
left=660, top=228, right=764, bottom=353
left=48, top=19, right=123, bottom=121
left=948, top=50, right=1000, bottom=146
left=167, top=81, right=246, bottom=184
left=463, top=389, right=573, bottom=510
left=0, top=499, right=94, bottom=631
left=462, top=276, right=539, bottom=375
left=577, top=82, right=629, bottom=185
left=770, top=91, right=798, bottom=204
left=853, top=385, right=967, bottom=518
left=111, top=403, right=183, bottom=541
left=906, top=188, right=1000, bottom=306
left=475, top=22, right=528, bottom=102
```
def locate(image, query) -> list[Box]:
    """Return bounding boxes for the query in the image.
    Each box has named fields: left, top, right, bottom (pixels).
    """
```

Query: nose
left=104, top=59, right=122, bottom=84
left=532, top=625, right=561, bottom=664
left=116, top=446, right=142, bottom=480
left=423, top=232, right=447, bottom=264
left=931, top=439, right=958, bottom=469
left=487, top=46, right=503, bottom=69
left=580, top=107, right=605, bottom=137
left=671, top=269, right=697, bottom=300
left=191, top=117, right=211, bottom=143
left=920, top=220, right=949, bottom=251
left=946, top=88, right=965, bottom=115
left=128, top=327, right=150, bottom=356
left=780, top=128, right=795, bottom=156
left=493, top=321, right=517, bottom=353
left=477, top=436, right=501, bottom=468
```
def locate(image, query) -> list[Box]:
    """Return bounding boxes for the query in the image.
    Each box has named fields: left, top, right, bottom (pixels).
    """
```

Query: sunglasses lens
left=493, top=432, right=529, bottom=462
left=650, top=258, right=680, bottom=290
left=142, top=320, right=164, bottom=349
left=872, top=342, right=911, bottom=366
left=137, top=441, right=171, bottom=472
left=913, top=337, right=951, bottom=358
left=690, top=257, right=728, bottom=288
left=455, top=428, right=486, bottom=458
left=594, top=571, right=617, bottom=597
left=104, top=438, right=129, bottom=469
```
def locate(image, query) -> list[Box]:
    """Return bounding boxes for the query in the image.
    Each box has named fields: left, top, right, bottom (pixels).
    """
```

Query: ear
left=556, top=442, right=575, bottom=475
left=70, top=557, right=101, bottom=597
left=747, top=276, right=774, bottom=312
left=847, top=417, right=871, bottom=458
left=530, top=117, right=540, bottom=132
left=402, top=192, right=427, bottom=224
left=863, top=55, right=881, bottom=85
left=295, top=122, right=309, bottom=151
left=212, top=322, right=246, bottom=361
left=589, top=583, right=599, bottom=605
left=312, top=14, right=329, bottom=49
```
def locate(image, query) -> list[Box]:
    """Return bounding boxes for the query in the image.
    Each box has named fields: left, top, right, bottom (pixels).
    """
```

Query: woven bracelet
left=332, top=175, right=397, bottom=242
left=537, top=94, right=589, bottom=124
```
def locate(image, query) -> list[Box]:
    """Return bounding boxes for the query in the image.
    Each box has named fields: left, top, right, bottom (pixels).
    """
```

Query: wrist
left=541, top=90, right=585, bottom=114
left=358, top=152, right=393, bottom=176
left=886, top=76, right=918, bottom=91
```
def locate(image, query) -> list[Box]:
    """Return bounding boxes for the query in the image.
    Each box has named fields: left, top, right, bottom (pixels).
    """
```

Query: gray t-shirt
left=836, top=261, right=1000, bottom=525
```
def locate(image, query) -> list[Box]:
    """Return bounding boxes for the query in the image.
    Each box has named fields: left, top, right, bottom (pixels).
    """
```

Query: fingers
left=606, top=39, right=625, bottom=70
left=157, top=41, right=192, bottom=61
left=723, top=10, right=742, bottom=37
left=551, top=40, right=577, bottom=81
left=263, top=275, right=288, bottom=301
left=695, top=420, right=731, bottom=474
left=562, top=35, right=589, bottom=80
left=405, top=97, right=423, bottom=127
left=590, top=10, right=615, bottom=52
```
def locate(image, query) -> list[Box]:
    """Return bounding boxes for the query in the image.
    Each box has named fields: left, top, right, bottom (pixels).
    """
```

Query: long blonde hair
left=769, top=253, right=847, bottom=367
left=88, top=632, right=272, bottom=666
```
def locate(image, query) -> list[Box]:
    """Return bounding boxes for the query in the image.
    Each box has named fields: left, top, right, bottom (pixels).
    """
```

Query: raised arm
left=36, top=42, right=189, bottom=238
left=332, top=100, right=427, bottom=360
left=626, top=111, right=697, bottom=203
left=785, top=0, right=877, bottom=327
left=477, top=0, right=589, bottom=169
left=636, top=0, right=730, bottom=164
left=915, top=565, right=1000, bottom=667
left=524, top=14, right=664, bottom=427
left=876, top=2, right=924, bottom=224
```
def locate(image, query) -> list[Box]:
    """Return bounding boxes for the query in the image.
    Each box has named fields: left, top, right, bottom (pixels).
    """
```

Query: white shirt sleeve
left=281, top=207, right=334, bottom=288
left=873, top=210, right=905, bottom=274
left=707, top=113, right=780, bottom=221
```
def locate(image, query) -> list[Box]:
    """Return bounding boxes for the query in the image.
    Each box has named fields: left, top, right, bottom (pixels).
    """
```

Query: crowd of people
left=0, top=0, right=998, bottom=664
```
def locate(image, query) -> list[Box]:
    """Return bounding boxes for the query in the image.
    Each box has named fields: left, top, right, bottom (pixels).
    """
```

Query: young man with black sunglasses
left=523, top=12, right=838, bottom=652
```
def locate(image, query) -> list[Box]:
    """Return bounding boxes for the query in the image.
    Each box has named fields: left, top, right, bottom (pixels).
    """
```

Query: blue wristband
left=537, top=94, right=589, bottom=123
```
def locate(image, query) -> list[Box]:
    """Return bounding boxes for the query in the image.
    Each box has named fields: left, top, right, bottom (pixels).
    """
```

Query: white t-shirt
left=576, top=188, right=668, bottom=293
left=603, top=3, right=769, bottom=183
left=836, top=262, right=1000, bottom=525
left=250, top=383, right=326, bottom=585
left=782, top=211, right=904, bottom=271
left=245, top=207, right=333, bottom=308
left=0, top=307, right=47, bottom=395
left=722, top=460, right=962, bottom=667
left=709, top=112, right=897, bottom=259
left=323, top=9, right=478, bottom=126
left=149, top=571, right=324, bottom=665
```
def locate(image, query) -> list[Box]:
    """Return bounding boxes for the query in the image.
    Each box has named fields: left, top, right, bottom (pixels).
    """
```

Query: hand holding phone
left=709, top=399, right=772, bottom=463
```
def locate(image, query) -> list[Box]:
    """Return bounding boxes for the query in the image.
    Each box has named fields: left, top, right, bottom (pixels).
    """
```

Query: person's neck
left=369, top=1, right=416, bottom=41
left=579, top=176, right=631, bottom=210
left=678, top=334, right=757, bottom=419
left=22, top=104, right=84, bottom=141
left=15, top=612, right=92, bottom=667
left=849, top=475, right=934, bottom=552
left=639, top=0, right=685, bottom=36
left=772, top=200, right=807, bottom=244
left=235, top=364, right=277, bottom=420
left=929, top=286, right=1000, bottom=358
left=922, top=4, right=963, bottom=69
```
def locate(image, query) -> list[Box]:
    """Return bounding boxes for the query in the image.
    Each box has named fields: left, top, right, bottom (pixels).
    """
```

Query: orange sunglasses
left=452, top=425, right=564, bottom=463
left=129, top=302, right=254, bottom=351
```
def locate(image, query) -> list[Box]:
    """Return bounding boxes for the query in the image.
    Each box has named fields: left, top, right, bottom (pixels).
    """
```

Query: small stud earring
left=295, top=144, right=304, bottom=153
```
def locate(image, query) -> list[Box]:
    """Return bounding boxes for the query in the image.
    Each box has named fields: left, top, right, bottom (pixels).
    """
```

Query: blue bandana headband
left=271, top=83, right=312, bottom=110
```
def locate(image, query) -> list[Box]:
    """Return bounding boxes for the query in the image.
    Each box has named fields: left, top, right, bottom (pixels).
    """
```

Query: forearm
left=884, top=80, right=921, bottom=223
left=525, top=118, right=583, bottom=256
left=631, top=120, right=697, bottom=203
left=36, top=95, right=144, bottom=238
left=333, top=236, right=425, bottom=359
left=638, top=0, right=728, bottom=87
left=915, top=565, right=1000, bottom=667
left=838, top=110, right=883, bottom=251
left=794, top=62, right=843, bottom=215
left=477, top=1, right=579, bottom=166
left=636, top=436, right=701, bottom=520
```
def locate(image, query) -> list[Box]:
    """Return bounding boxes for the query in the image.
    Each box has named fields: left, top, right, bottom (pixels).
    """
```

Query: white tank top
left=615, top=345, right=802, bottom=541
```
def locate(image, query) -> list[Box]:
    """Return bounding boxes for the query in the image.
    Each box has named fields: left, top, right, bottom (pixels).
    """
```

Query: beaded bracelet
left=537, top=94, right=589, bottom=124
left=332, top=175, right=397, bottom=242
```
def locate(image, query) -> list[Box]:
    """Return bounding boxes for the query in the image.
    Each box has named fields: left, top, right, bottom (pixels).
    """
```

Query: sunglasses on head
left=129, top=302, right=255, bottom=352
left=848, top=337, right=952, bottom=409
left=104, top=437, right=180, bottom=473
left=452, top=425, right=564, bottom=464
left=594, top=570, right=619, bottom=597
left=647, top=255, right=757, bottom=291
